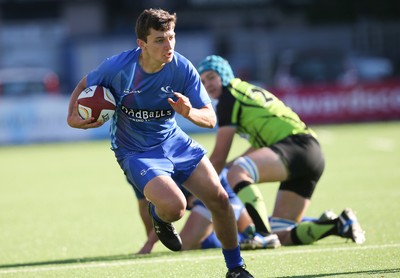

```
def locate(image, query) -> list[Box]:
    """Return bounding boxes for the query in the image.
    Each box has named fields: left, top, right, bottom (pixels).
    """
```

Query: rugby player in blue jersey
left=67, top=8, right=253, bottom=278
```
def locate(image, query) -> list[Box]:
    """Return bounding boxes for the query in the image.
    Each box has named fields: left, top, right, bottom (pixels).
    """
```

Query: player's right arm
left=67, top=76, right=103, bottom=129
left=209, top=126, right=236, bottom=174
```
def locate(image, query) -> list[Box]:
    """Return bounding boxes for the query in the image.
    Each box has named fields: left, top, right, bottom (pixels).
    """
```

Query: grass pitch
left=0, top=121, right=399, bottom=277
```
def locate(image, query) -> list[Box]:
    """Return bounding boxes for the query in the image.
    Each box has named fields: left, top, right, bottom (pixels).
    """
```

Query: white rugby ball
left=77, top=85, right=116, bottom=123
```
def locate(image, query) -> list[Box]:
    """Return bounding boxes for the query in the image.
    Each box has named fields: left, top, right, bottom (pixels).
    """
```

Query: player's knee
left=205, top=189, right=230, bottom=213
left=164, top=206, right=186, bottom=222
left=158, top=199, right=186, bottom=222
left=226, top=165, right=241, bottom=187
left=228, top=156, right=260, bottom=186
left=219, top=190, right=230, bottom=205
left=214, top=188, right=230, bottom=206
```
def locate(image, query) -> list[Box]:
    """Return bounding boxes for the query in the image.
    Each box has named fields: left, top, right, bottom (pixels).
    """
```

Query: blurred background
left=1, top=0, right=400, bottom=144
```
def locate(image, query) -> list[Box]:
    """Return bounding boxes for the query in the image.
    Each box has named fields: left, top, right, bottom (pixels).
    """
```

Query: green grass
left=0, top=122, right=399, bottom=277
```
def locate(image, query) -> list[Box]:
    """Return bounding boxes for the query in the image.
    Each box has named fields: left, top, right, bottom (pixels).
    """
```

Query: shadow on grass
left=0, top=251, right=176, bottom=269
left=277, top=268, right=400, bottom=277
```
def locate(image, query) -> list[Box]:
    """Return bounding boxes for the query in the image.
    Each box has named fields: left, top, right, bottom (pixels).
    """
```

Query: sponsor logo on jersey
left=119, top=86, right=177, bottom=122
left=121, top=105, right=172, bottom=122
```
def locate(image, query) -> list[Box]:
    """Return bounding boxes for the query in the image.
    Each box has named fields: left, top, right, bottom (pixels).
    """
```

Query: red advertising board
left=270, top=80, right=400, bottom=124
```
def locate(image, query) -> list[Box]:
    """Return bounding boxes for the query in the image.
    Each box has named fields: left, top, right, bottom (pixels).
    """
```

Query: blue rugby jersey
left=87, top=47, right=211, bottom=151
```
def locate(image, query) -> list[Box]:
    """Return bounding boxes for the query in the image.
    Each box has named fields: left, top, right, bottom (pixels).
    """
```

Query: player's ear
left=137, top=39, right=146, bottom=49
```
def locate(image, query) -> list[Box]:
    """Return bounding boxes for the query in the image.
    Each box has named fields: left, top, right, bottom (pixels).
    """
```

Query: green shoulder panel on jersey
left=228, top=78, right=316, bottom=147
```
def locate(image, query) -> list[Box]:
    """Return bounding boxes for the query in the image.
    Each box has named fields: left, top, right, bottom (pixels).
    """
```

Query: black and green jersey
left=216, top=78, right=316, bottom=147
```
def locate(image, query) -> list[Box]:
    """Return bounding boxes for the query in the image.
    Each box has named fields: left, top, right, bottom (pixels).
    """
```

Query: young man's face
left=140, top=27, right=176, bottom=65
left=200, top=70, right=223, bottom=99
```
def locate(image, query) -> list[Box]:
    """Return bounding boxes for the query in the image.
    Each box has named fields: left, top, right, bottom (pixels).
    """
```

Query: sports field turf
left=0, top=121, right=399, bottom=277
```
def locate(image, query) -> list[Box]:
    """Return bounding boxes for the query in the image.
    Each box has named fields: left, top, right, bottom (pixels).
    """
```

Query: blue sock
left=149, top=203, right=164, bottom=223
left=222, top=245, right=243, bottom=271
left=202, top=232, right=245, bottom=249
left=201, top=232, right=222, bottom=249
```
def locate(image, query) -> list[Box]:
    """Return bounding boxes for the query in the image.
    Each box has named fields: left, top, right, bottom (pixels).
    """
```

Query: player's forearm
left=210, top=155, right=226, bottom=174
left=68, top=78, right=87, bottom=118
left=186, top=107, right=216, bottom=128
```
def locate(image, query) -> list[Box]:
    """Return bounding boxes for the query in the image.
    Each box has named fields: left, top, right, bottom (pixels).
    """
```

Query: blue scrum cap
left=197, top=55, right=235, bottom=86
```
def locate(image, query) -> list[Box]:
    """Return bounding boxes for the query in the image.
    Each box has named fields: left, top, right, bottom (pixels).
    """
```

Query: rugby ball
left=77, top=85, right=116, bottom=123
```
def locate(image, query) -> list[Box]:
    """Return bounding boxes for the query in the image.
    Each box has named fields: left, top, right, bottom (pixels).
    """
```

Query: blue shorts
left=129, top=166, right=244, bottom=222
left=116, top=129, right=207, bottom=197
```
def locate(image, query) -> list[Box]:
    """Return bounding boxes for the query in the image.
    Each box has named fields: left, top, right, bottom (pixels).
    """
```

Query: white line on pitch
left=1, top=243, right=399, bottom=274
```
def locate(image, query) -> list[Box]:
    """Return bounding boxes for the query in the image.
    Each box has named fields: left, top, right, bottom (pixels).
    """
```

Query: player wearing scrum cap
left=197, top=55, right=366, bottom=246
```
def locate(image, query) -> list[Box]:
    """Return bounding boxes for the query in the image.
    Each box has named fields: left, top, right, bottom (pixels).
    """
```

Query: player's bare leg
left=144, top=176, right=187, bottom=222
left=144, top=176, right=187, bottom=251
left=185, top=157, right=252, bottom=276
left=271, top=190, right=310, bottom=245
left=184, top=157, right=239, bottom=250
left=228, top=147, right=288, bottom=234
left=179, top=211, right=214, bottom=250
left=273, top=190, right=310, bottom=223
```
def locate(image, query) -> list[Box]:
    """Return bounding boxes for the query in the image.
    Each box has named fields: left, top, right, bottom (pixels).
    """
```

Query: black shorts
left=269, top=134, right=325, bottom=199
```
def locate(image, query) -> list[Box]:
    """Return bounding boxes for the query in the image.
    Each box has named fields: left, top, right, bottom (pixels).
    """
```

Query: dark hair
left=135, top=9, right=177, bottom=42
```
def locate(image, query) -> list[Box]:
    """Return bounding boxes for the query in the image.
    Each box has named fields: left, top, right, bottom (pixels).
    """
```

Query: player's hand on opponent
left=168, top=92, right=192, bottom=119
left=67, top=101, right=104, bottom=129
